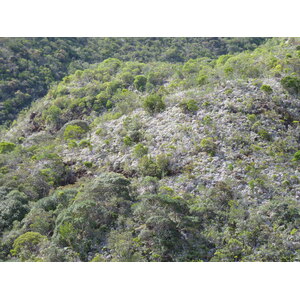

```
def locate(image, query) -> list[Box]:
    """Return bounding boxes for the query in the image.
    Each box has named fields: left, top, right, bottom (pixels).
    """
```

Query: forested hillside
left=0, top=37, right=266, bottom=125
left=0, top=37, right=299, bottom=262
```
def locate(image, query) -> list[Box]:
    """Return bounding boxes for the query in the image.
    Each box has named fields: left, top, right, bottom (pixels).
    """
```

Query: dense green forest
left=0, top=37, right=300, bottom=262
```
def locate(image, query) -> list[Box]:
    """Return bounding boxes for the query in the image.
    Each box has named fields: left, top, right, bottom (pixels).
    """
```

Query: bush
left=260, top=84, right=273, bottom=94
left=148, top=72, right=164, bottom=86
left=106, top=100, right=113, bottom=109
left=0, top=142, right=16, bottom=154
left=0, top=190, right=29, bottom=231
left=138, top=154, right=170, bottom=178
left=83, top=161, right=93, bottom=168
left=257, top=129, right=272, bottom=141
left=53, top=173, right=132, bottom=260
left=78, top=140, right=92, bottom=149
left=119, top=72, right=134, bottom=87
left=21, top=207, right=53, bottom=235
left=123, top=136, right=133, bottom=146
left=133, top=144, right=148, bottom=158
left=197, top=74, right=208, bottom=86
left=293, top=151, right=300, bottom=161
left=143, top=94, right=166, bottom=114
left=281, top=76, right=300, bottom=94
left=43, top=105, right=62, bottom=126
left=134, top=75, right=147, bottom=92
left=179, top=99, right=198, bottom=113
left=247, top=114, right=256, bottom=122
left=11, top=232, right=47, bottom=261
left=138, top=156, right=158, bottom=177
left=199, top=138, right=217, bottom=156
left=64, top=125, right=87, bottom=140
left=156, top=154, right=170, bottom=178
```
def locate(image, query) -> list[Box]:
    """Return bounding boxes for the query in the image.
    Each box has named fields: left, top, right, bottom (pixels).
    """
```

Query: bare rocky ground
left=8, top=77, right=299, bottom=208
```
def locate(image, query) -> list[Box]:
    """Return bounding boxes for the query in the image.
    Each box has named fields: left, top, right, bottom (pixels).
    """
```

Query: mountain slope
left=0, top=37, right=299, bottom=262
left=0, top=37, right=267, bottom=125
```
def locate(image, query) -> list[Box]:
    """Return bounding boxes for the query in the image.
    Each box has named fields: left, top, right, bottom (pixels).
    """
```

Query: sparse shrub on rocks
left=199, top=137, right=217, bottom=156
left=257, top=129, right=272, bottom=141
left=281, top=76, right=300, bottom=94
left=64, top=125, right=88, bottom=141
left=133, top=144, right=148, bottom=158
left=179, top=99, right=198, bottom=113
left=83, top=161, right=93, bottom=168
left=143, top=94, right=166, bottom=114
left=78, top=140, right=92, bottom=149
left=123, top=136, right=133, bottom=146
left=138, top=154, right=170, bottom=178
left=260, top=84, right=273, bottom=94
left=0, top=141, right=16, bottom=154
left=43, top=105, right=62, bottom=128
left=247, top=114, right=257, bottom=123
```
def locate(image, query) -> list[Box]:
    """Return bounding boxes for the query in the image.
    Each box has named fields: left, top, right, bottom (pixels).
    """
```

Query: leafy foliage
left=179, top=99, right=198, bottom=113
left=143, top=94, right=166, bottom=114
left=0, top=37, right=267, bottom=125
left=10, top=232, right=47, bottom=261
left=63, top=125, right=88, bottom=140
left=281, top=76, right=300, bottom=94
left=0, top=142, right=16, bottom=154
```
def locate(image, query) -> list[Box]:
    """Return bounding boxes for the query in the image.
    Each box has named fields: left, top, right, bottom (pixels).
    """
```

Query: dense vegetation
left=0, top=37, right=300, bottom=262
left=0, top=37, right=267, bottom=125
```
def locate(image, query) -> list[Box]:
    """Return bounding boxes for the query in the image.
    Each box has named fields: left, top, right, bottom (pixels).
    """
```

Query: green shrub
left=281, top=76, right=300, bottom=94
left=224, top=88, right=233, bottom=95
left=43, top=105, right=62, bottom=126
left=128, top=130, right=143, bottom=143
left=138, top=154, right=170, bottom=178
left=293, top=151, right=300, bottom=161
left=133, top=143, right=148, bottom=157
left=257, top=129, right=272, bottom=141
left=0, top=190, right=29, bottom=231
left=83, top=161, right=93, bottom=168
left=202, top=115, right=213, bottom=125
left=101, top=112, right=122, bottom=121
left=53, top=173, right=132, bottom=260
left=247, top=114, right=256, bottom=122
left=260, top=84, right=273, bottom=94
left=248, top=178, right=265, bottom=191
left=22, top=207, right=53, bottom=235
left=106, top=100, right=113, bottom=109
left=0, top=142, right=16, bottom=154
left=119, top=72, right=134, bottom=87
left=64, top=125, right=87, bottom=140
left=67, top=140, right=78, bottom=149
left=106, top=80, right=123, bottom=96
left=155, top=154, right=170, bottom=178
left=11, top=232, right=47, bottom=261
left=143, top=94, right=166, bottom=114
left=199, top=138, right=217, bottom=156
left=134, top=75, right=147, bottom=92
left=197, top=74, right=208, bottom=86
left=179, top=99, right=198, bottom=113
left=123, top=136, right=133, bottom=146
left=78, top=140, right=92, bottom=149
left=138, top=156, right=159, bottom=177
left=95, top=128, right=106, bottom=136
